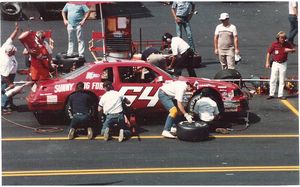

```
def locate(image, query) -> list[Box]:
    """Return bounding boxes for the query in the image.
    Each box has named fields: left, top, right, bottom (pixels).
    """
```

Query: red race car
left=27, top=60, right=249, bottom=125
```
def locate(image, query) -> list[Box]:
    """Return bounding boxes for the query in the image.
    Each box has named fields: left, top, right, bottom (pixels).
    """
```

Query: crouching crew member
left=162, top=32, right=196, bottom=77
left=158, top=81, right=194, bottom=139
left=67, top=82, right=94, bottom=140
left=98, top=81, right=132, bottom=142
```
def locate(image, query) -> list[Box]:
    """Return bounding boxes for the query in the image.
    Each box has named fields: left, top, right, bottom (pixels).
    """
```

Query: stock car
left=27, top=60, right=249, bottom=125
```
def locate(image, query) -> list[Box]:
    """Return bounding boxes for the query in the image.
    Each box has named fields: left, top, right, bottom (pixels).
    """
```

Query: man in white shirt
left=214, top=13, right=240, bottom=70
left=194, top=88, right=219, bottom=122
left=162, top=32, right=197, bottom=77
left=158, top=81, right=194, bottom=138
left=98, top=81, right=131, bottom=142
left=1, top=22, right=19, bottom=113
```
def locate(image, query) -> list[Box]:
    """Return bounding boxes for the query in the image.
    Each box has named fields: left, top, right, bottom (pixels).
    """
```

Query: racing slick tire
left=1, top=2, right=21, bottom=21
left=187, top=89, right=224, bottom=119
left=177, top=121, right=209, bottom=141
left=54, top=52, right=85, bottom=73
left=214, top=69, right=243, bottom=88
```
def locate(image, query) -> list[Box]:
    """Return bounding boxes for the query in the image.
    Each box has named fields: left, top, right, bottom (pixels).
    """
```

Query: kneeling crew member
left=98, top=81, right=131, bottom=142
left=68, top=82, right=94, bottom=140
left=158, top=81, right=194, bottom=139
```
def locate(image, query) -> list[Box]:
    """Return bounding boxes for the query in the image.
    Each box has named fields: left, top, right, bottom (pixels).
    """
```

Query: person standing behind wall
left=288, top=0, right=298, bottom=46
left=171, top=1, right=196, bottom=52
left=62, top=2, right=90, bottom=58
left=214, top=13, right=240, bottom=70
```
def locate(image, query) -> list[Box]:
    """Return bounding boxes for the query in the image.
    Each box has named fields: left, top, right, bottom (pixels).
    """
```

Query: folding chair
left=88, top=31, right=105, bottom=61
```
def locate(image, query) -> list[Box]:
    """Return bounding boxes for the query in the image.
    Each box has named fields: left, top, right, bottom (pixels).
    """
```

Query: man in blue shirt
left=62, top=2, right=90, bottom=57
left=171, top=1, right=196, bottom=52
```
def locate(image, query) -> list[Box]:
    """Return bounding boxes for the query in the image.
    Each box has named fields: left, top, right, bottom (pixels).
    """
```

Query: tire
left=54, top=52, right=85, bottom=73
left=214, top=69, right=242, bottom=88
left=177, top=121, right=209, bottom=141
left=214, top=69, right=242, bottom=79
left=1, top=2, right=21, bottom=21
left=188, top=89, right=224, bottom=118
left=34, top=111, right=64, bottom=126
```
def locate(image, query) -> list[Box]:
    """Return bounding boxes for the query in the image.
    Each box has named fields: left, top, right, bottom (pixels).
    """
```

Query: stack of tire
left=176, top=121, right=210, bottom=141
left=54, top=52, right=86, bottom=73
left=214, top=69, right=242, bottom=88
left=1, top=2, right=21, bottom=21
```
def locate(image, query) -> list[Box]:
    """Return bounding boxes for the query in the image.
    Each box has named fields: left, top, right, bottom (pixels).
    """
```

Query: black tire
left=1, top=2, right=21, bottom=21
left=34, top=111, right=64, bottom=126
left=54, top=52, right=85, bottom=73
left=214, top=69, right=242, bottom=79
left=214, top=69, right=242, bottom=88
left=188, top=89, right=224, bottom=118
left=177, top=121, right=209, bottom=141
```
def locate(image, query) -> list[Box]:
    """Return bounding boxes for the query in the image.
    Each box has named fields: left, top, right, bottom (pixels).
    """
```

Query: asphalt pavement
left=1, top=2, right=299, bottom=185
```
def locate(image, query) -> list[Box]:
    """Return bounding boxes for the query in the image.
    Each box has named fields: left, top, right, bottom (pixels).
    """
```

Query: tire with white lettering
left=176, top=121, right=209, bottom=141
left=187, top=89, right=224, bottom=119
left=54, top=52, right=85, bottom=73
left=1, top=2, right=21, bottom=21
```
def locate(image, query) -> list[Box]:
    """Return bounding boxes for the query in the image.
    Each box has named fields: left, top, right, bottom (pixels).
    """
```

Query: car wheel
left=187, top=89, right=224, bottom=119
left=176, top=121, right=209, bottom=141
left=54, top=52, right=85, bottom=73
left=1, top=2, right=21, bottom=21
left=34, top=111, right=64, bottom=126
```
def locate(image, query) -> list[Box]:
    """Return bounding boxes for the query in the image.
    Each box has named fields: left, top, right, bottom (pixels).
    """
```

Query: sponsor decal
left=54, top=83, right=74, bottom=93
left=47, top=95, right=58, bottom=104
left=86, top=72, right=100, bottom=79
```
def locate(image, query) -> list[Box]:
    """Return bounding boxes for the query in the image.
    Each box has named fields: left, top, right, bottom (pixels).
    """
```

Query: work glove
left=184, top=113, right=193, bottom=123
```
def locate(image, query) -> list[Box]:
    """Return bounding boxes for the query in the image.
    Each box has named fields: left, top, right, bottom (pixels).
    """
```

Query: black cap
left=162, top=32, right=173, bottom=42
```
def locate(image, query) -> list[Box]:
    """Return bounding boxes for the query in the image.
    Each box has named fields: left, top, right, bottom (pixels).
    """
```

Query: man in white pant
left=62, top=2, right=90, bottom=57
left=265, top=31, right=296, bottom=100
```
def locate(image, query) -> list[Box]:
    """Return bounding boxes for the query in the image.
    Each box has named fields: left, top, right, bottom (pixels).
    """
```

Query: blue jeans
left=69, top=113, right=91, bottom=129
left=101, top=113, right=131, bottom=137
left=175, top=18, right=195, bottom=52
left=1, top=74, right=15, bottom=108
left=67, top=24, right=85, bottom=57
left=288, top=15, right=298, bottom=43
left=158, top=90, right=177, bottom=131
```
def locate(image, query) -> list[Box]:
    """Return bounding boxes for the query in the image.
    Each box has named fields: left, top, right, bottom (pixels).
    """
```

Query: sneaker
left=87, top=127, right=93, bottom=140
left=68, top=128, right=75, bottom=140
left=103, top=127, right=110, bottom=141
left=118, top=129, right=124, bottom=142
left=170, top=127, right=177, bottom=134
left=266, top=96, right=274, bottom=100
left=162, top=130, right=176, bottom=139
left=8, top=103, right=18, bottom=110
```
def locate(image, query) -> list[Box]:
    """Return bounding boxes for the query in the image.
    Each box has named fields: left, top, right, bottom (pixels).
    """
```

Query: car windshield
left=60, top=65, right=91, bottom=79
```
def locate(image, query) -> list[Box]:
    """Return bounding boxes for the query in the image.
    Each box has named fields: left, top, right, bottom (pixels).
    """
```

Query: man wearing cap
left=158, top=80, right=194, bottom=139
left=162, top=32, right=197, bottom=77
left=0, top=22, right=19, bottom=113
left=214, top=13, right=240, bottom=70
left=171, top=1, right=196, bottom=52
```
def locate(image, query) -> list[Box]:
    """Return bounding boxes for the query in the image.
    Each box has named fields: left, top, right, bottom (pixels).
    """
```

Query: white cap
left=219, top=13, right=229, bottom=20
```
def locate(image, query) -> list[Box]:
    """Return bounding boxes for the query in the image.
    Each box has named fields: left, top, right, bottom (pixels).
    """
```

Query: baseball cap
left=219, top=13, right=229, bottom=20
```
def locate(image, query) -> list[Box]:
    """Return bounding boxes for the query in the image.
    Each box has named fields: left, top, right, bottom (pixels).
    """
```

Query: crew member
left=265, top=31, right=295, bottom=100
left=162, top=32, right=196, bottom=77
left=98, top=81, right=132, bottom=142
left=67, top=82, right=94, bottom=140
left=158, top=80, right=194, bottom=139
left=141, top=47, right=167, bottom=70
left=0, top=22, right=19, bottom=113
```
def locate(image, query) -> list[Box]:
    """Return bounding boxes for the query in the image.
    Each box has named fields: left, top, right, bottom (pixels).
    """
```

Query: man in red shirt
left=265, top=31, right=296, bottom=100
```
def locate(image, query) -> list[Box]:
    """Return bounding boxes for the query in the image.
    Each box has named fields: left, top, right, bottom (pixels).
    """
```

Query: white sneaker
left=162, top=130, right=176, bottom=139
left=118, top=129, right=124, bottom=142
left=170, top=127, right=177, bottom=134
